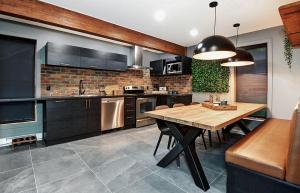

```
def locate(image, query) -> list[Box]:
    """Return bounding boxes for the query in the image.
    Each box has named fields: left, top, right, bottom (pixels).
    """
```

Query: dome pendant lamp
left=221, top=23, right=254, bottom=67
left=193, top=1, right=236, bottom=60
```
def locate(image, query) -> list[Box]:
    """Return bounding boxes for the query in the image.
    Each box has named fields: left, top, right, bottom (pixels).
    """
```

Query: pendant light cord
left=235, top=25, right=239, bottom=47
left=214, top=6, right=217, bottom=36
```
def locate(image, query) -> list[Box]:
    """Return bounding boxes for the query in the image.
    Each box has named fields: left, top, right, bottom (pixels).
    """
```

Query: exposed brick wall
left=41, top=65, right=191, bottom=96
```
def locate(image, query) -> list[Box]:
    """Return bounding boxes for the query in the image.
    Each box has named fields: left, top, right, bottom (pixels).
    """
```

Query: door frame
left=233, top=39, right=273, bottom=118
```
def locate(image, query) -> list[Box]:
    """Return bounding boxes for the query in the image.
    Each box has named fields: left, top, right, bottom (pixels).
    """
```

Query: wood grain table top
left=146, top=103, right=267, bottom=131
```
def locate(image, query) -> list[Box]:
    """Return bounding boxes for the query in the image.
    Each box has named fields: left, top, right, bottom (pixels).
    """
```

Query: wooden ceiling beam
left=0, top=0, right=186, bottom=55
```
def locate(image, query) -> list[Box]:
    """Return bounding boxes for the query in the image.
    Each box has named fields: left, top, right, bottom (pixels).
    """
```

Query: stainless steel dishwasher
left=101, top=97, right=124, bottom=131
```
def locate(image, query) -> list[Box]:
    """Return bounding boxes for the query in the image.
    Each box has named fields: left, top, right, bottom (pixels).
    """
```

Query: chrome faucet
left=79, top=80, right=85, bottom=95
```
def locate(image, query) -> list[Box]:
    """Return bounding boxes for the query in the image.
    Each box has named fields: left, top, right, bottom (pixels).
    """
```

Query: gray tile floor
left=0, top=124, right=242, bottom=193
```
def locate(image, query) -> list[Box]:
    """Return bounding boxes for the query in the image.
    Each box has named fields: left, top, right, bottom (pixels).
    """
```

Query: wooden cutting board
left=202, top=102, right=237, bottom=111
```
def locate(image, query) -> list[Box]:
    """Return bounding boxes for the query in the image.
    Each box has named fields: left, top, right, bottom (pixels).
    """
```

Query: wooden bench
left=225, top=100, right=300, bottom=193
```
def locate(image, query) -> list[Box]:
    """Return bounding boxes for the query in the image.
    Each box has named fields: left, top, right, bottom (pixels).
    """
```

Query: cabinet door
left=80, top=48, right=106, bottom=69
left=87, top=98, right=100, bottom=133
left=45, top=100, right=75, bottom=141
left=168, top=95, right=192, bottom=106
left=156, top=95, right=168, bottom=106
left=71, top=99, right=88, bottom=136
left=46, top=42, right=81, bottom=67
left=150, top=60, right=167, bottom=76
left=106, top=53, right=127, bottom=71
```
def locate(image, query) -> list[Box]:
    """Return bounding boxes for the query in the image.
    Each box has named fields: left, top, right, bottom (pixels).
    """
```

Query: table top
left=145, top=102, right=267, bottom=131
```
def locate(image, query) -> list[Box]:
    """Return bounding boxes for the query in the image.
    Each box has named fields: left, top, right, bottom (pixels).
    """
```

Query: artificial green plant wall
left=192, top=59, right=230, bottom=93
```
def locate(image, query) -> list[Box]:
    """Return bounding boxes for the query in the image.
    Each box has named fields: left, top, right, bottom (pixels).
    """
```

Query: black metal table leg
left=157, top=122, right=210, bottom=191
left=236, top=120, right=251, bottom=134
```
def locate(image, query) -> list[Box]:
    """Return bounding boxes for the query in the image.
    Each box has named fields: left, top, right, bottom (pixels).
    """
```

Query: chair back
left=286, top=99, right=300, bottom=185
left=155, top=105, right=169, bottom=131
left=173, top=103, right=185, bottom=108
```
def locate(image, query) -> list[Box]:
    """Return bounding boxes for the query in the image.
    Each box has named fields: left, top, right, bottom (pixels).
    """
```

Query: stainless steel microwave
left=167, top=62, right=182, bottom=74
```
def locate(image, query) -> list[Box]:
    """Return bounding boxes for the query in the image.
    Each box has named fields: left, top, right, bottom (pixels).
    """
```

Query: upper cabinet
left=279, top=2, right=300, bottom=48
left=44, top=42, right=127, bottom=71
left=150, top=56, right=192, bottom=76
left=46, top=42, right=81, bottom=67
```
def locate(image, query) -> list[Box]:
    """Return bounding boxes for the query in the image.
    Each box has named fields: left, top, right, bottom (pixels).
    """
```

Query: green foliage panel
left=192, top=59, right=230, bottom=93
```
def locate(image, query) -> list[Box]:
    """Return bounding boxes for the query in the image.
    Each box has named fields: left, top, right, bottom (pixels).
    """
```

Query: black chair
left=153, top=105, right=174, bottom=156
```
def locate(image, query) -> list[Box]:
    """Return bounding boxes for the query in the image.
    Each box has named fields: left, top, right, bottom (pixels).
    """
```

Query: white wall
left=188, top=26, right=300, bottom=120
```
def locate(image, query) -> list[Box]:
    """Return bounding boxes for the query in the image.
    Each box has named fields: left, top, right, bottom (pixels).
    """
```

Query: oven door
left=136, top=97, right=156, bottom=119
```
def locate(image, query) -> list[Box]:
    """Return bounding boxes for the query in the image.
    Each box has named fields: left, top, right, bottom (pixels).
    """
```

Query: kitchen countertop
left=0, top=93, right=192, bottom=103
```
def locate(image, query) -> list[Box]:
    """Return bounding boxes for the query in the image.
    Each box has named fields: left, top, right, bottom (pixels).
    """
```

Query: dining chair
left=153, top=105, right=173, bottom=156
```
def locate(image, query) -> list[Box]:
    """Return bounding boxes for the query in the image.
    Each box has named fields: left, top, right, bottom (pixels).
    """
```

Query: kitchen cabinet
left=124, top=96, right=136, bottom=129
left=150, top=60, right=167, bottom=76
left=168, top=95, right=192, bottom=106
left=44, top=98, right=100, bottom=145
left=106, top=53, right=127, bottom=71
left=80, top=48, right=106, bottom=69
left=156, top=94, right=192, bottom=107
left=46, top=42, right=81, bottom=67
left=44, top=42, right=127, bottom=71
left=150, top=56, right=192, bottom=76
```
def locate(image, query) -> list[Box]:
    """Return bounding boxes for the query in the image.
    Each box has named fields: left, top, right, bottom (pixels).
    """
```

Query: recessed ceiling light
left=190, top=29, right=199, bottom=37
left=154, top=10, right=166, bottom=22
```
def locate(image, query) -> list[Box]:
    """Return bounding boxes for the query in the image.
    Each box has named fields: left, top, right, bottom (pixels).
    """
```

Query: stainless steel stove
left=124, top=86, right=156, bottom=127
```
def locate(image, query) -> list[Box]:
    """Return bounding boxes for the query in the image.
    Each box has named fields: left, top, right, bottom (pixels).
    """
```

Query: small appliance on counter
left=159, top=86, right=167, bottom=91
left=168, top=90, right=178, bottom=95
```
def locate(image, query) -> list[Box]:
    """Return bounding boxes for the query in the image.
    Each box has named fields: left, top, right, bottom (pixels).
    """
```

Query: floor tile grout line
left=0, top=165, right=32, bottom=174
left=72, top=148, right=113, bottom=193
left=29, top=145, right=39, bottom=193
left=30, top=152, right=78, bottom=167
left=209, top=170, right=225, bottom=186
left=151, top=172, right=188, bottom=193
left=33, top=168, right=88, bottom=189
left=115, top=171, right=155, bottom=193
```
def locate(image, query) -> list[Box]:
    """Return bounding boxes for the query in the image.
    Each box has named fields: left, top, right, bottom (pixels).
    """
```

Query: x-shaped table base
left=157, top=121, right=210, bottom=191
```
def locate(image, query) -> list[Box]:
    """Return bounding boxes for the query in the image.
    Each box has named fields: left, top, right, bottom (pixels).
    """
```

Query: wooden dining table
left=145, top=102, right=266, bottom=191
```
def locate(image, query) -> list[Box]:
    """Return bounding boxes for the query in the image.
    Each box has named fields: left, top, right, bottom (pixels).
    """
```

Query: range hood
left=129, top=45, right=145, bottom=69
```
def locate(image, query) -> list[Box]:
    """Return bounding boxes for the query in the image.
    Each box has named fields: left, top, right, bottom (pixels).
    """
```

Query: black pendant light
left=193, top=1, right=236, bottom=60
left=221, top=23, right=254, bottom=67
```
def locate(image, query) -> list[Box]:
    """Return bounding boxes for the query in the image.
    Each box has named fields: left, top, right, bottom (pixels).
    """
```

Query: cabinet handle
left=86, top=99, right=88, bottom=109
left=89, top=99, right=91, bottom=108
left=55, top=100, right=65, bottom=103
left=90, top=65, right=97, bottom=68
left=60, top=63, right=70, bottom=66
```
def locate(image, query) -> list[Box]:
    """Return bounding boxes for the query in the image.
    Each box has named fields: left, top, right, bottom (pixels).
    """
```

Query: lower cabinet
left=44, top=98, right=100, bottom=145
left=156, top=95, right=192, bottom=107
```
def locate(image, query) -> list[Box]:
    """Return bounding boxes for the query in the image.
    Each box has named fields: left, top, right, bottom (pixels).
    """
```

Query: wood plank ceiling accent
left=279, top=1, right=300, bottom=48
left=0, top=0, right=186, bottom=55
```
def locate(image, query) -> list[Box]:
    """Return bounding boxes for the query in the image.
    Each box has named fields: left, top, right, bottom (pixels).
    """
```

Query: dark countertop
left=0, top=93, right=193, bottom=103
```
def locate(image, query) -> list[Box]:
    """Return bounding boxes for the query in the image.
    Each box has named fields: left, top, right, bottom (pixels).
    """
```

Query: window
left=236, top=43, right=268, bottom=118
left=0, top=35, right=36, bottom=124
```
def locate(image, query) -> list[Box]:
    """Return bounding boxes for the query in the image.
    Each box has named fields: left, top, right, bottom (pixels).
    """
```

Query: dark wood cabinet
left=124, top=96, right=136, bottom=129
left=106, top=53, right=127, bottom=71
left=80, top=48, right=106, bottom=69
left=44, top=98, right=100, bottom=145
left=46, top=42, right=81, bottom=67
left=156, top=94, right=192, bottom=107
left=44, top=42, right=127, bottom=71
left=150, top=56, right=192, bottom=76
left=150, top=59, right=167, bottom=76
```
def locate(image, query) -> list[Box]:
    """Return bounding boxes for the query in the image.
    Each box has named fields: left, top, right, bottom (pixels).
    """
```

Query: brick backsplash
left=41, top=65, right=192, bottom=96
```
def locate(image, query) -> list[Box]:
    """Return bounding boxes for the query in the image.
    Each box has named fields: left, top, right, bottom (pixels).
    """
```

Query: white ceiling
left=41, top=0, right=297, bottom=47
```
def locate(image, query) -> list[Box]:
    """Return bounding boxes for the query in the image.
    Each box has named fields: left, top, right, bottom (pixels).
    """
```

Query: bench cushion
left=226, top=119, right=291, bottom=180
